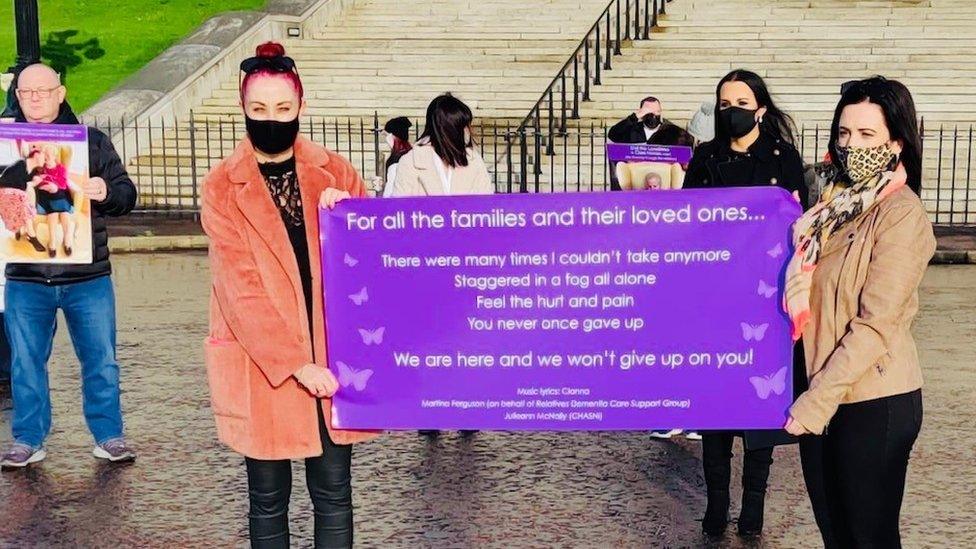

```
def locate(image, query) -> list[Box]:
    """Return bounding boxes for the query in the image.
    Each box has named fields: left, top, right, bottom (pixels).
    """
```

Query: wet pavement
left=0, top=253, right=973, bottom=548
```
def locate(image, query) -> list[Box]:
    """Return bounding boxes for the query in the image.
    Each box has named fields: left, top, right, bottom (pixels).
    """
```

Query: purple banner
left=321, top=188, right=800, bottom=431
left=0, top=122, right=88, bottom=143
left=606, top=143, right=693, bottom=164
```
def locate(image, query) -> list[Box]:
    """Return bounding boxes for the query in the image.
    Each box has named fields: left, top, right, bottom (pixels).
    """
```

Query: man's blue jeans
left=0, top=311, right=10, bottom=382
left=5, top=276, right=124, bottom=448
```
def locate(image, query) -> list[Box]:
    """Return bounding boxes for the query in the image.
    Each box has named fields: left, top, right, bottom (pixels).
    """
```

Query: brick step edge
left=109, top=235, right=209, bottom=253
left=932, top=250, right=976, bottom=264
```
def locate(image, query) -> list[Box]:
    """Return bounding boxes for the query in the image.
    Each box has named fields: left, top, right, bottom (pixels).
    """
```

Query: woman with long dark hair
left=201, top=42, right=376, bottom=548
left=685, top=69, right=805, bottom=198
left=684, top=69, right=809, bottom=539
left=391, top=94, right=491, bottom=439
left=390, top=93, right=492, bottom=197
left=785, top=76, right=933, bottom=548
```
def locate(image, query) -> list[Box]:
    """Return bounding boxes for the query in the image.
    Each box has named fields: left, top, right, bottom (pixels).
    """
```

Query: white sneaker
left=93, top=438, right=136, bottom=463
left=685, top=431, right=703, bottom=441
left=649, top=429, right=683, bottom=439
left=1, top=443, right=46, bottom=470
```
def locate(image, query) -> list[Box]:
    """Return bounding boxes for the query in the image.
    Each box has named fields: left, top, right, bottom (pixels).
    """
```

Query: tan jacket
left=791, top=187, right=936, bottom=434
left=201, top=136, right=378, bottom=460
left=391, top=141, right=493, bottom=196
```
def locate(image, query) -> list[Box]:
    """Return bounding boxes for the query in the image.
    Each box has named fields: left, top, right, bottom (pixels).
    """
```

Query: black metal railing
left=798, top=119, right=975, bottom=225
left=90, top=113, right=975, bottom=225
left=498, top=0, right=673, bottom=193
left=88, top=113, right=517, bottom=213
left=502, top=121, right=976, bottom=225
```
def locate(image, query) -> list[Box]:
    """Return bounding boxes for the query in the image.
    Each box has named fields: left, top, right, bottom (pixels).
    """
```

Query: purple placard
left=321, top=188, right=800, bottom=431
left=606, top=142, right=693, bottom=164
left=0, top=122, right=93, bottom=265
left=0, top=122, right=88, bottom=143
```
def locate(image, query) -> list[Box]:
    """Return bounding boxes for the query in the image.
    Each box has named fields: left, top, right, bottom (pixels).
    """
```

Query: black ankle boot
left=738, top=490, right=766, bottom=538
left=27, top=235, right=46, bottom=253
left=702, top=490, right=730, bottom=537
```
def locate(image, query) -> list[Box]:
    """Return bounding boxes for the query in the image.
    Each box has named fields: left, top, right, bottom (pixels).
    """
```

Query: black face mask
left=245, top=116, right=300, bottom=155
left=719, top=107, right=759, bottom=139
left=642, top=114, right=662, bottom=130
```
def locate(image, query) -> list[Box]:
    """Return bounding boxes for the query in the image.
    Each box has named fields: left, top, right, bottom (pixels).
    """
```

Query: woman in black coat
left=684, top=77, right=807, bottom=203
left=684, top=69, right=814, bottom=540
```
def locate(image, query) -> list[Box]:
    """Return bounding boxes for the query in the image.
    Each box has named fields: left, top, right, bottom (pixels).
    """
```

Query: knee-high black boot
left=701, top=433, right=733, bottom=536
left=738, top=446, right=773, bottom=537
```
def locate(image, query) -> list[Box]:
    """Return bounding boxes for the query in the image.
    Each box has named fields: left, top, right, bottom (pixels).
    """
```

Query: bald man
left=0, top=63, right=137, bottom=469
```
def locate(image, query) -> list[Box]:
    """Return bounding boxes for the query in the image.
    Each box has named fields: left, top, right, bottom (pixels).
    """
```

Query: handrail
left=496, top=0, right=673, bottom=192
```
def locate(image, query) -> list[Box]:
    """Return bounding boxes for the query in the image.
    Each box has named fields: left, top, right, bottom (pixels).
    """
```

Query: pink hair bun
left=255, top=42, right=286, bottom=58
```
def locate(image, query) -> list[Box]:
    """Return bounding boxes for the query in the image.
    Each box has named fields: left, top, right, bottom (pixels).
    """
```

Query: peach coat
left=201, top=136, right=378, bottom=460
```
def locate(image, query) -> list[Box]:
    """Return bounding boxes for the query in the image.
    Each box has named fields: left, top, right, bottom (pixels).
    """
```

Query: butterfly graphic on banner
left=749, top=367, right=788, bottom=400
left=336, top=361, right=374, bottom=391
left=358, top=327, right=385, bottom=345
left=344, top=253, right=358, bottom=267
left=741, top=323, right=769, bottom=342
left=757, top=280, right=778, bottom=299
left=767, top=243, right=784, bottom=258
left=349, top=287, right=368, bottom=306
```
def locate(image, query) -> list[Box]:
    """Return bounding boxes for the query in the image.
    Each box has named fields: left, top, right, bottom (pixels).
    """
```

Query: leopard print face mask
left=834, top=143, right=898, bottom=183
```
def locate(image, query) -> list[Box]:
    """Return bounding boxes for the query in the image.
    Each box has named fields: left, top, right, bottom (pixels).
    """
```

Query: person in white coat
left=390, top=94, right=493, bottom=198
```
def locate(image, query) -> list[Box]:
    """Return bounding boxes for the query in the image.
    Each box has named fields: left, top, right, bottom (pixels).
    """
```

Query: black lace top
left=261, top=157, right=304, bottom=227
left=259, top=157, right=314, bottom=344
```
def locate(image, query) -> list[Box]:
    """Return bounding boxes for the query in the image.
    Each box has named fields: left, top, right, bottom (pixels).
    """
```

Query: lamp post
left=9, top=0, right=42, bottom=72
left=3, top=0, right=40, bottom=117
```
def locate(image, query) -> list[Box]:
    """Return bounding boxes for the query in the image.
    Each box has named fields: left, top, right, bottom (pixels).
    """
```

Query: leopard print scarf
left=784, top=144, right=906, bottom=340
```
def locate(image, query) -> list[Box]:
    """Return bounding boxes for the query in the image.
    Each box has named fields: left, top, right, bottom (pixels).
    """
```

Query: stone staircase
left=581, top=0, right=976, bottom=127
left=117, top=0, right=976, bottom=223
left=119, top=0, right=616, bottom=208
left=522, top=0, right=976, bottom=222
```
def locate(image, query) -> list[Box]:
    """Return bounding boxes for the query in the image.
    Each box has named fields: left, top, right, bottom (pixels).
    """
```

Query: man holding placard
left=0, top=64, right=137, bottom=469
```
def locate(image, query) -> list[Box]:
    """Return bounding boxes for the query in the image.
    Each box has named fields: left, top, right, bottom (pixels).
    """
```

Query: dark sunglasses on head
left=240, top=55, right=296, bottom=74
left=840, top=76, right=890, bottom=96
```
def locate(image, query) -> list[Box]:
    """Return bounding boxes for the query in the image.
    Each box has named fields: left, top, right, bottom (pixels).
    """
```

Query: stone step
left=122, top=0, right=976, bottom=216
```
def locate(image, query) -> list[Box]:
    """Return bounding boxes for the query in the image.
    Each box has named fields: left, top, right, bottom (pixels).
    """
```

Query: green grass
left=1, top=0, right=266, bottom=112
